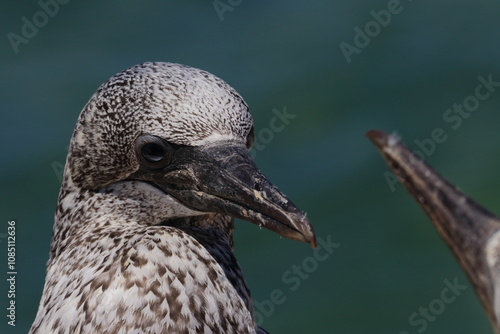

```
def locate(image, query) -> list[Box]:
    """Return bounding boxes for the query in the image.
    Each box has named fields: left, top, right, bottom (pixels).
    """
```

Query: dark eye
left=135, top=135, right=174, bottom=168
left=246, top=127, right=254, bottom=149
left=142, top=143, right=166, bottom=162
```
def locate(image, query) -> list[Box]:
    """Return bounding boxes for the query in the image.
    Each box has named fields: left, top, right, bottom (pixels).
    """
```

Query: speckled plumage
left=31, top=62, right=315, bottom=334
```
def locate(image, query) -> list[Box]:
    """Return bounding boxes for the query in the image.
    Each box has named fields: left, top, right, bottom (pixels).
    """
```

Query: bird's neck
left=51, top=175, right=236, bottom=259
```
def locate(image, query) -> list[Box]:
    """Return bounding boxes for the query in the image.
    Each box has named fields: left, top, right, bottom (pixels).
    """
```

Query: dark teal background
left=1, top=1, right=500, bottom=333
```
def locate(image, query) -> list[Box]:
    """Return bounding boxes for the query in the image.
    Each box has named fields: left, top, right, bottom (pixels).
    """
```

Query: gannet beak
left=367, top=130, right=500, bottom=333
left=135, top=141, right=316, bottom=248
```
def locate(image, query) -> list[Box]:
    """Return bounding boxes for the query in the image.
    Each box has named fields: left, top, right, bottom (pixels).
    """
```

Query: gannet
left=30, top=62, right=316, bottom=334
left=367, top=130, right=500, bottom=334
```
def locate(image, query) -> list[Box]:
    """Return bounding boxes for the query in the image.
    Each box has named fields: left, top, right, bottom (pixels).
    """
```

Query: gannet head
left=64, top=62, right=316, bottom=247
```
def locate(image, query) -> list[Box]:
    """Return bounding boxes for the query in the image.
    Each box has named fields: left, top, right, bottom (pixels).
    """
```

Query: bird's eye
left=246, top=127, right=255, bottom=149
left=135, top=135, right=174, bottom=168
left=142, top=143, right=167, bottom=162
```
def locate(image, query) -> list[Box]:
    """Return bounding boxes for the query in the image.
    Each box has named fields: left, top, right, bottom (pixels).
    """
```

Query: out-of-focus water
left=1, top=1, right=500, bottom=333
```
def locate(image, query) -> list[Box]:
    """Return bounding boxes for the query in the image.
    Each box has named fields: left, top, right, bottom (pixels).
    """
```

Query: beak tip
left=298, top=215, right=317, bottom=248
left=366, top=129, right=391, bottom=148
left=299, top=227, right=317, bottom=248
left=310, top=237, right=317, bottom=249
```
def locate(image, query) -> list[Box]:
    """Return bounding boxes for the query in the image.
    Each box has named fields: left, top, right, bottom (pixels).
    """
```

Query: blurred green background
left=1, top=1, right=500, bottom=333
